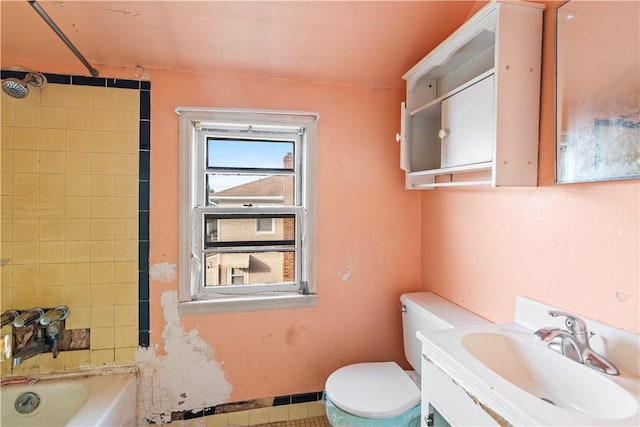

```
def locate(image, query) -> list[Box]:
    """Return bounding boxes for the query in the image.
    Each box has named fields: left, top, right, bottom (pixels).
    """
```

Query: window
left=255, top=217, right=275, bottom=234
left=229, top=267, right=248, bottom=285
left=176, top=107, right=318, bottom=314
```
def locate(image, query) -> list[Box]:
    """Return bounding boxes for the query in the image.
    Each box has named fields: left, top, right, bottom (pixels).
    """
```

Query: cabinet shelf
left=407, top=162, right=493, bottom=189
left=408, top=161, right=493, bottom=177
left=398, top=0, right=544, bottom=190
left=409, top=69, right=496, bottom=117
left=415, top=180, right=493, bottom=189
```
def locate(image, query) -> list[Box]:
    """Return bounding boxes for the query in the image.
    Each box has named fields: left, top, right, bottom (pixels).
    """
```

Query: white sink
left=461, top=332, right=637, bottom=419
left=418, top=320, right=640, bottom=426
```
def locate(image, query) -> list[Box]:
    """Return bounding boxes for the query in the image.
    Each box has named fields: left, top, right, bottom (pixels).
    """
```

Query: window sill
left=178, top=293, right=317, bottom=315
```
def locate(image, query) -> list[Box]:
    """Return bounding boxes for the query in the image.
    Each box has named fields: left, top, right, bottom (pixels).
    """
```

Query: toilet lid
left=325, top=362, right=420, bottom=419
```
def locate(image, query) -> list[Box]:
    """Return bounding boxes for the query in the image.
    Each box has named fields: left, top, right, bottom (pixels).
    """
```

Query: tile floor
left=177, top=401, right=328, bottom=426
left=254, top=415, right=330, bottom=427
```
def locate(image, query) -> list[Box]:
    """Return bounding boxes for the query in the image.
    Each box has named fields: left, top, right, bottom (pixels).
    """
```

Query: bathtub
left=1, top=371, right=136, bottom=427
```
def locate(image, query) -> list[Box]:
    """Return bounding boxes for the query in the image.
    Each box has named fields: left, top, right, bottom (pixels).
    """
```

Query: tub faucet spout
left=12, top=334, right=49, bottom=366
left=534, top=328, right=582, bottom=363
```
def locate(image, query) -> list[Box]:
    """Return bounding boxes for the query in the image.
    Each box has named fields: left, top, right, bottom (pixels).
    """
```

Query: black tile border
left=140, top=91, right=151, bottom=120
left=139, top=270, right=150, bottom=301
left=137, top=79, right=151, bottom=348
left=70, top=75, right=106, bottom=87
left=1, top=70, right=144, bottom=90
left=139, top=301, right=150, bottom=331
left=1, top=70, right=151, bottom=348
left=273, top=395, right=292, bottom=406
left=183, top=406, right=216, bottom=420
left=139, top=211, right=150, bottom=241
left=138, top=181, right=150, bottom=210
left=138, top=331, right=150, bottom=347
left=291, top=391, right=324, bottom=405
left=139, top=121, right=151, bottom=149
left=150, top=391, right=325, bottom=424
left=139, top=150, right=150, bottom=180
left=107, top=78, right=140, bottom=89
left=43, top=73, right=71, bottom=85
left=138, top=241, right=150, bottom=273
left=1, top=70, right=30, bottom=80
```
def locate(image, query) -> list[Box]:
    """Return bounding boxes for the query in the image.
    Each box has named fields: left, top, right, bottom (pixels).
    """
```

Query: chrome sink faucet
left=534, top=310, right=619, bottom=375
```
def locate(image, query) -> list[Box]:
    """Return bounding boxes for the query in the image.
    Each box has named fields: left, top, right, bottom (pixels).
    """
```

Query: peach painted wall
left=6, top=0, right=636, bottom=410
left=150, top=70, right=421, bottom=401
left=2, top=58, right=422, bottom=402
left=420, top=1, right=639, bottom=333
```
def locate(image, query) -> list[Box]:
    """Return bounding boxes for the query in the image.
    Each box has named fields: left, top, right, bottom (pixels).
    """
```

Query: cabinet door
left=399, top=102, right=410, bottom=172
left=440, top=74, right=494, bottom=168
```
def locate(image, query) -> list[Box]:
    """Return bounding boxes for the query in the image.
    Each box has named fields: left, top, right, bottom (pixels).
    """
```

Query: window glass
left=206, top=173, right=295, bottom=207
left=204, top=214, right=295, bottom=247
left=256, top=217, right=274, bottom=233
left=204, top=251, right=296, bottom=286
left=229, top=267, right=247, bottom=285
left=207, top=138, right=294, bottom=170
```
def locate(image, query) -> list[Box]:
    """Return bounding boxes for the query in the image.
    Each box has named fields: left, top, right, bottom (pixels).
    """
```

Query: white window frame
left=227, top=267, right=248, bottom=285
left=255, top=217, right=275, bottom=234
left=176, top=107, right=318, bottom=314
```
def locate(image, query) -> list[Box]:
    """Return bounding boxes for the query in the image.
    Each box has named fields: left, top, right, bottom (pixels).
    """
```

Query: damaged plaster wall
left=149, top=262, right=178, bottom=283
left=136, top=291, right=232, bottom=424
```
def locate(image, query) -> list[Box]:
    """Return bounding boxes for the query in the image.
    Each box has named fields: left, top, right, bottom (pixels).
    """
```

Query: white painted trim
left=176, top=107, right=318, bottom=310
left=179, top=294, right=317, bottom=315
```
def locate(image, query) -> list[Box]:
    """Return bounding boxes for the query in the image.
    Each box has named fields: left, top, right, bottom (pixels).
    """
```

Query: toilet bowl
left=324, top=292, right=488, bottom=426
left=325, top=362, right=421, bottom=426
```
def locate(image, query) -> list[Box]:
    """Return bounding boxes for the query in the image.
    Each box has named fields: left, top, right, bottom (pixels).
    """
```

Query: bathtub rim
left=0, top=363, right=137, bottom=383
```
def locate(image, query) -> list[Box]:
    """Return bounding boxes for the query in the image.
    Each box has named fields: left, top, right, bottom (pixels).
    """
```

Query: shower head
left=2, top=78, right=29, bottom=99
left=2, top=72, right=47, bottom=99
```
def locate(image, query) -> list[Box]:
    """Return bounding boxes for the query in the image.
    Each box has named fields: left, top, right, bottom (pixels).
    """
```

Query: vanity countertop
left=418, top=297, right=640, bottom=426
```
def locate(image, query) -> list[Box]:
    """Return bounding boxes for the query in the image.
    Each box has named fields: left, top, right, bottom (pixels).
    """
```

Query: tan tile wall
left=0, top=83, right=139, bottom=375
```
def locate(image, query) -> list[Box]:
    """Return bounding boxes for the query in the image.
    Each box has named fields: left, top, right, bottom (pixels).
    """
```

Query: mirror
left=555, top=1, right=639, bottom=183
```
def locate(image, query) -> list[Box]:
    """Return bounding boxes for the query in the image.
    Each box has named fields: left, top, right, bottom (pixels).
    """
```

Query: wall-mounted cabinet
left=398, top=1, right=544, bottom=189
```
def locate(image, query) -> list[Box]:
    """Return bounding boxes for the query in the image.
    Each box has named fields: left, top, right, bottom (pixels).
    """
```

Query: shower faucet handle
left=13, top=308, right=44, bottom=328
left=40, top=306, right=70, bottom=325
left=1, top=310, right=19, bottom=328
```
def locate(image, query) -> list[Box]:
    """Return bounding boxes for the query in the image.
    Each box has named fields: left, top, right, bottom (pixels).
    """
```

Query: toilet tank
left=400, top=292, right=488, bottom=374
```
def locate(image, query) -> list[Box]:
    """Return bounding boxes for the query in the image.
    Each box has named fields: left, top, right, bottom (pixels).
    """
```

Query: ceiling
left=1, top=1, right=479, bottom=89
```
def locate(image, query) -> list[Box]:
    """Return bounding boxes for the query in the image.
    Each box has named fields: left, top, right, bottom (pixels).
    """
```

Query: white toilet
left=324, top=292, right=488, bottom=426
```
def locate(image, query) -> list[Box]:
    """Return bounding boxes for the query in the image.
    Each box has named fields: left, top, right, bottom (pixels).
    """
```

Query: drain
left=540, top=397, right=556, bottom=406
left=15, top=392, right=40, bottom=414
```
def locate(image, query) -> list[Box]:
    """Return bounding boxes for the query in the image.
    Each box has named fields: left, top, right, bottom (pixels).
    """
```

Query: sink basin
left=418, top=299, right=640, bottom=426
left=461, top=332, right=638, bottom=420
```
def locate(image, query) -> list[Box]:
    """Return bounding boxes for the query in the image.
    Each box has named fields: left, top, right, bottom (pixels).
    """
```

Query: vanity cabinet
left=398, top=0, right=544, bottom=189
left=421, top=355, right=497, bottom=427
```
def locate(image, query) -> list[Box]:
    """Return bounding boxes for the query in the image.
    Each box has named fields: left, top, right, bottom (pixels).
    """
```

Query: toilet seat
left=324, top=362, right=420, bottom=419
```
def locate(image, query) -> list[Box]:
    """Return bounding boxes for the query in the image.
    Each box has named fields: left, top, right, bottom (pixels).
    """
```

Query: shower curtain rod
left=28, top=0, right=100, bottom=77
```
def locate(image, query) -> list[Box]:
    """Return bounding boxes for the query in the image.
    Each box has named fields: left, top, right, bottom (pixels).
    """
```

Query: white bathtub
left=1, top=371, right=136, bottom=427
